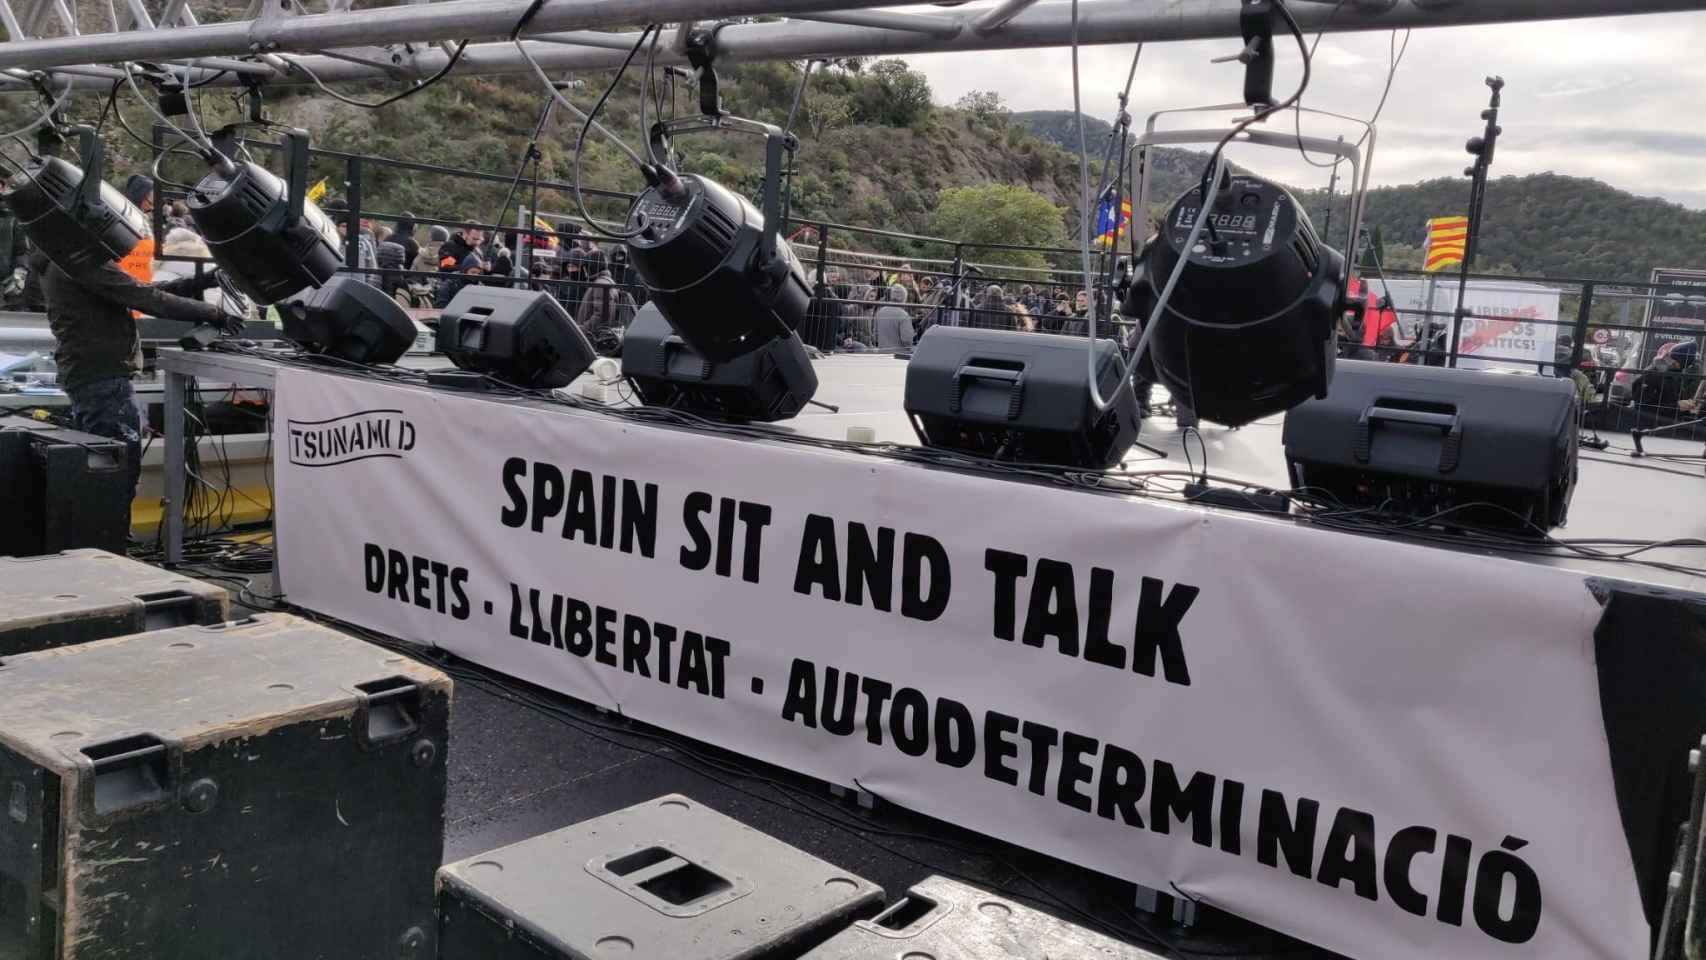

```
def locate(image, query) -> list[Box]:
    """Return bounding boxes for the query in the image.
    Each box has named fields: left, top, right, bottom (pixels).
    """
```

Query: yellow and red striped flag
left=532, top=216, right=558, bottom=249
left=1423, top=215, right=1469, bottom=272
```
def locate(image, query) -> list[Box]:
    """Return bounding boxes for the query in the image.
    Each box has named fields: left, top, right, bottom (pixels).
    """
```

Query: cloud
left=901, top=9, right=1706, bottom=208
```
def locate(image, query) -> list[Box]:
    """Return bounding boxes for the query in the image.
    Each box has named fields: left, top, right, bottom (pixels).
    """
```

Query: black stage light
left=1283, top=360, right=1579, bottom=534
left=3, top=127, right=147, bottom=273
left=621, top=302, right=818, bottom=422
left=623, top=119, right=812, bottom=363
left=186, top=129, right=341, bottom=305
left=279, top=275, right=418, bottom=365
left=1123, top=172, right=1347, bottom=427
left=905, top=326, right=1140, bottom=468
left=437, top=286, right=596, bottom=388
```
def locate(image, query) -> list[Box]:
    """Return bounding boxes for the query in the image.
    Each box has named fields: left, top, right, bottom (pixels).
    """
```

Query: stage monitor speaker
left=281, top=275, right=417, bottom=365
left=0, top=418, right=129, bottom=557
left=904, top=326, right=1140, bottom=469
left=1283, top=360, right=1579, bottom=533
left=437, top=794, right=882, bottom=960
left=621, top=303, right=818, bottom=422
left=0, top=613, right=449, bottom=958
left=0, top=549, right=230, bottom=658
left=438, top=286, right=596, bottom=388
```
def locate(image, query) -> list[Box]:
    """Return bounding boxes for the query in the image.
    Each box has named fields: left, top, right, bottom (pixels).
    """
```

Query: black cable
left=186, top=68, right=229, bottom=90
left=571, top=24, right=659, bottom=241
left=1290, top=0, right=1346, bottom=169
left=148, top=137, right=209, bottom=193
left=508, top=0, right=550, bottom=39
left=108, top=93, right=158, bottom=154
left=95, top=78, right=124, bottom=135
left=286, top=40, right=470, bottom=110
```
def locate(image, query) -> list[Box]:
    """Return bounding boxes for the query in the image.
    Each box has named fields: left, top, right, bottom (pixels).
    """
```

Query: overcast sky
left=902, top=9, right=1706, bottom=208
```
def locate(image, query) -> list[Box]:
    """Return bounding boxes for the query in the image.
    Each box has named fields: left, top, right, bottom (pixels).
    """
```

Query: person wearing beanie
left=435, top=252, right=486, bottom=308
left=575, top=248, right=635, bottom=357
left=392, top=213, right=420, bottom=271
left=122, top=174, right=153, bottom=214
left=376, top=232, right=408, bottom=297
left=116, top=174, right=158, bottom=288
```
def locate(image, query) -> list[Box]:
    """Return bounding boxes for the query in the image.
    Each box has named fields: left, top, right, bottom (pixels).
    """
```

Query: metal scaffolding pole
left=787, top=10, right=963, bottom=38
left=0, top=0, right=1700, bottom=85
left=971, top=0, right=1039, bottom=34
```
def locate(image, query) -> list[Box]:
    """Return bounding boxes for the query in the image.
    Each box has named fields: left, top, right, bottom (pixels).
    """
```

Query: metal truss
left=0, top=0, right=1699, bottom=90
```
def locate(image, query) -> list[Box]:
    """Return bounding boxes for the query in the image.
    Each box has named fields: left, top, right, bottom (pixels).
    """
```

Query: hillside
left=26, top=61, right=1099, bottom=261
left=1012, top=109, right=1113, bottom=150
left=3, top=63, right=1703, bottom=282
left=1015, top=110, right=1706, bottom=283
left=1303, top=174, right=1706, bottom=282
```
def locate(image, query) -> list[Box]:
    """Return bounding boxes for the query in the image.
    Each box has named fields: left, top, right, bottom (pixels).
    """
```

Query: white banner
left=1383, top=278, right=1562, bottom=372
left=273, top=367, right=1645, bottom=960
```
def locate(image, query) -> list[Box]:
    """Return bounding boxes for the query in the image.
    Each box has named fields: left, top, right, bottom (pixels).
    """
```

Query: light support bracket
left=647, top=113, right=797, bottom=271
left=1131, top=102, right=1376, bottom=279
left=284, top=127, right=309, bottom=225
left=73, top=124, right=103, bottom=210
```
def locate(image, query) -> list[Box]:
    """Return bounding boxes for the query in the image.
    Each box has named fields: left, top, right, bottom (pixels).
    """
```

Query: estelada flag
left=1424, top=215, right=1469, bottom=272
left=1094, top=190, right=1132, bottom=248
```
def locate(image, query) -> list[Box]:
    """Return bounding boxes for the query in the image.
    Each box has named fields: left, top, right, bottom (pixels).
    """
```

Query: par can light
left=624, top=116, right=811, bottom=364
left=186, top=130, right=341, bottom=306
left=1124, top=173, right=1345, bottom=427
left=2, top=128, right=146, bottom=273
left=624, top=174, right=812, bottom=363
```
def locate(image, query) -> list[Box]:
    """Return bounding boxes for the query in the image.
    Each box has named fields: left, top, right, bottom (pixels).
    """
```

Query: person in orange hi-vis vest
left=116, top=176, right=156, bottom=316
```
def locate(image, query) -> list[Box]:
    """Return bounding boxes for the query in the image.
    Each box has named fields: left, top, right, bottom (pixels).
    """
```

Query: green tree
left=806, top=92, right=854, bottom=138
left=955, top=90, right=1007, bottom=126
left=852, top=59, right=933, bottom=129
left=931, top=183, right=1065, bottom=269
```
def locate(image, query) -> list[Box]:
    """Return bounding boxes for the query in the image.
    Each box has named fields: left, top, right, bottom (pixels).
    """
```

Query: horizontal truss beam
left=0, top=0, right=1698, bottom=88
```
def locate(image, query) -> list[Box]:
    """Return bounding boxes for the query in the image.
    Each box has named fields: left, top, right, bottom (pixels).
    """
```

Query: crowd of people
left=797, top=262, right=1098, bottom=354
left=341, top=217, right=643, bottom=357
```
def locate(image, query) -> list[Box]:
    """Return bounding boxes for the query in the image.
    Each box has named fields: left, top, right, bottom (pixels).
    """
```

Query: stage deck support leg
left=163, top=367, right=187, bottom=564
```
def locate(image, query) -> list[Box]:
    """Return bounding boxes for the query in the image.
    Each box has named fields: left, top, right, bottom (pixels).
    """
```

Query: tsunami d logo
left=287, top=408, right=417, bottom=467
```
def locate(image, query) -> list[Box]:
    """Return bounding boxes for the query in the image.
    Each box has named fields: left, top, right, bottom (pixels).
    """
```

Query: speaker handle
left=656, top=332, right=715, bottom=381
left=951, top=363, right=1025, bottom=420
left=1357, top=404, right=1462, bottom=473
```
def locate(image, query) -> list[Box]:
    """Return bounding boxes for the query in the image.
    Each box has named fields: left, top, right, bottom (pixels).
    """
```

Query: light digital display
left=1174, top=208, right=1260, bottom=233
